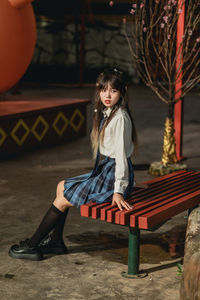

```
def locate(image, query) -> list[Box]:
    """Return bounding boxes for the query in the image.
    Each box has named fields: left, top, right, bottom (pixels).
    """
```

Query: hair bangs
left=96, top=70, right=125, bottom=93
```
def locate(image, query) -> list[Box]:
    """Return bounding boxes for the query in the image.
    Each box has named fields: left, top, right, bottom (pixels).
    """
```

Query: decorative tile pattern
left=31, top=115, right=49, bottom=142
left=0, top=128, right=7, bottom=146
left=10, top=119, right=30, bottom=146
left=52, top=112, right=69, bottom=136
left=69, top=109, right=85, bottom=133
left=0, top=106, right=87, bottom=158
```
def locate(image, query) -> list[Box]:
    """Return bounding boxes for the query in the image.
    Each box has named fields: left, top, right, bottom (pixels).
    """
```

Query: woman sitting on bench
left=9, top=67, right=137, bottom=261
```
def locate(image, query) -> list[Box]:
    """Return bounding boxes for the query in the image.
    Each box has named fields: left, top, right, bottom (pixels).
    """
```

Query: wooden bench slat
left=127, top=175, right=200, bottom=209
left=91, top=202, right=111, bottom=219
left=135, top=190, right=200, bottom=229
left=125, top=172, right=197, bottom=206
left=100, top=204, right=114, bottom=220
left=80, top=202, right=97, bottom=217
left=142, top=170, right=186, bottom=185
left=127, top=173, right=200, bottom=206
left=128, top=187, right=200, bottom=227
left=118, top=180, right=200, bottom=226
left=107, top=207, right=119, bottom=223
left=129, top=172, right=199, bottom=204
left=144, top=171, right=198, bottom=189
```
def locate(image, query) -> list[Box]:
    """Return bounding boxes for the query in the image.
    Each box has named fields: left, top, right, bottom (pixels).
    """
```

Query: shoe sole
left=8, top=249, right=43, bottom=261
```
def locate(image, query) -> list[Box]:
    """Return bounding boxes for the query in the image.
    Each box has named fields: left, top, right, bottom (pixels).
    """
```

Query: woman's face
left=99, top=82, right=121, bottom=108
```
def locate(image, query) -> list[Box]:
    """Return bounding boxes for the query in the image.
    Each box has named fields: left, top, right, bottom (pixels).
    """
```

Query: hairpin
left=113, top=68, right=122, bottom=74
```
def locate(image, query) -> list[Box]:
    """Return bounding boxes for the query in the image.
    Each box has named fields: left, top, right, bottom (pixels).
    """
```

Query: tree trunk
left=161, top=102, right=178, bottom=165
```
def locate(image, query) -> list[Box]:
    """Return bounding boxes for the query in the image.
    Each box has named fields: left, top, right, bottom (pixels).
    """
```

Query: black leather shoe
left=8, top=239, right=43, bottom=261
left=38, top=235, right=68, bottom=255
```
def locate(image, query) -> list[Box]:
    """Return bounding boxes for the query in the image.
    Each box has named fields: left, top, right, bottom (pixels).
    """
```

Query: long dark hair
left=91, top=68, right=137, bottom=157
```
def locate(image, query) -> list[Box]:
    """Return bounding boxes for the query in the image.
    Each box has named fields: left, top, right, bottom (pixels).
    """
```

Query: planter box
left=0, top=98, right=90, bottom=158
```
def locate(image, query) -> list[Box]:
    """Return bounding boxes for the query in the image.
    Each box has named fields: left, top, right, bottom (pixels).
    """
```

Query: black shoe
left=38, top=235, right=68, bottom=255
left=8, top=239, right=43, bottom=261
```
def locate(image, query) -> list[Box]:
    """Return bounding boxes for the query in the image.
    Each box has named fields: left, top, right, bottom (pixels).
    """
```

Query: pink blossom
left=188, top=29, right=192, bottom=36
left=155, top=0, right=160, bottom=3
left=163, top=16, right=168, bottom=23
left=132, top=3, right=137, bottom=8
left=182, top=35, right=185, bottom=39
left=168, top=13, right=172, bottom=18
left=142, top=20, right=145, bottom=25
left=192, top=48, right=196, bottom=52
left=160, top=23, right=165, bottom=28
left=143, top=27, right=147, bottom=32
left=130, top=9, right=135, bottom=14
left=168, top=34, right=171, bottom=40
left=178, top=8, right=182, bottom=14
left=140, top=3, right=144, bottom=8
left=196, top=37, right=200, bottom=43
left=172, top=1, right=177, bottom=5
left=164, top=5, right=171, bottom=11
left=109, top=1, right=114, bottom=7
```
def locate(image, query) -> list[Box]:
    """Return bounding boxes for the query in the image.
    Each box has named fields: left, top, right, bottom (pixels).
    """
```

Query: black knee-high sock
left=51, top=208, right=69, bottom=242
left=27, top=204, right=64, bottom=248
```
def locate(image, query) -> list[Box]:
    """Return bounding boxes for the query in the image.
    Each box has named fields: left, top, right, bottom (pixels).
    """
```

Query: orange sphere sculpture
left=0, top=0, right=36, bottom=93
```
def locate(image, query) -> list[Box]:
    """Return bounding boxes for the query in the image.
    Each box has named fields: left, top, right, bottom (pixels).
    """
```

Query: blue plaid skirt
left=63, top=155, right=134, bottom=208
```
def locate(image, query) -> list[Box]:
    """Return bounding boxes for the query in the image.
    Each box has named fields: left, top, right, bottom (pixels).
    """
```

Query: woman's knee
left=53, top=195, right=72, bottom=212
left=54, top=180, right=73, bottom=211
left=56, top=180, right=65, bottom=196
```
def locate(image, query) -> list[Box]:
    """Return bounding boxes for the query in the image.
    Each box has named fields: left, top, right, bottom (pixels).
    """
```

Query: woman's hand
left=112, top=193, right=133, bottom=211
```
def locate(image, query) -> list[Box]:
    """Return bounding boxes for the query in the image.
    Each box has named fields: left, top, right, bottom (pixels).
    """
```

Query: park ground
left=0, top=84, right=199, bottom=300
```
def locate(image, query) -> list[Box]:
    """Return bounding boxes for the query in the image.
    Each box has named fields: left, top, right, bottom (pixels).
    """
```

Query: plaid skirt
left=63, top=156, right=134, bottom=208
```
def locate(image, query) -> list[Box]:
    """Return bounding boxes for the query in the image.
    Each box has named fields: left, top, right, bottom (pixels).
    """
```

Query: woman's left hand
left=112, top=193, right=133, bottom=211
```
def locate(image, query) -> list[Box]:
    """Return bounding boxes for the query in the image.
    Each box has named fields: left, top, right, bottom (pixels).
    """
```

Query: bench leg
left=121, top=227, right=148, bottom=278
left=128, top=227, right=140, bottom=275
left=121, top=227, right=147, bottom=278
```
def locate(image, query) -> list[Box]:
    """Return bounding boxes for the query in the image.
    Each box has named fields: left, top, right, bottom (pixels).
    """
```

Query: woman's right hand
left=112, top=193, right=133, bottom=211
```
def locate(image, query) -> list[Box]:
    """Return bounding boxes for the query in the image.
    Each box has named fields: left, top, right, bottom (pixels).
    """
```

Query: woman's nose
left=106, top=90, right=111, bottom=97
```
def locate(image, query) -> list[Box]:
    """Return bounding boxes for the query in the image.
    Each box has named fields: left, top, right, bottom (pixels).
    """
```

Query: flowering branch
left=123, top=0, right=200, bottom=107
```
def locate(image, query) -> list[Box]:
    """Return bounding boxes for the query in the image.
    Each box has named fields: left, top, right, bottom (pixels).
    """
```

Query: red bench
left=80, top=170, right=200, bottom=278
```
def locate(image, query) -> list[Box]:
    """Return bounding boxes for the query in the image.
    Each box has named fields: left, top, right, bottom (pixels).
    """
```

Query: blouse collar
left=102, top=107, right=112, bottom=118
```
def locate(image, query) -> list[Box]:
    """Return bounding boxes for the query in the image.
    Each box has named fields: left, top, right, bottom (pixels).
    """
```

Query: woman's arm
left=112, top=113, right=133, bottom=210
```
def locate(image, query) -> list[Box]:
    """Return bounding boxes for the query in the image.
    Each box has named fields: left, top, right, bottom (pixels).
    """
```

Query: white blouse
left=99, top=107, right=134, bottom=194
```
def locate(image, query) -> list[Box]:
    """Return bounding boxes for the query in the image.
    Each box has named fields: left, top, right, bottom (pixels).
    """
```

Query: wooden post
left=174, top=0, right=185, bottom=161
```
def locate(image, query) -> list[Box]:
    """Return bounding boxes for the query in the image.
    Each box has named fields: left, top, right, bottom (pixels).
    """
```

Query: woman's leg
left=50, top=208, right=69, bottom=242
left=37, top=181, right=71, bottom=254
left=27, top=181, right=72, bottom=248
left=9, top=181, right=72, bottom=260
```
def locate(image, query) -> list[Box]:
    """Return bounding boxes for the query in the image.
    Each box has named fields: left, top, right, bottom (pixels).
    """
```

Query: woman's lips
left=105, top=100, right=111, bottom=104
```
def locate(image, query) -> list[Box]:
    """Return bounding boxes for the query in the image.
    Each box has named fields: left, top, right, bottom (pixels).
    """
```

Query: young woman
left=9, top=68, right=137, bottom=261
